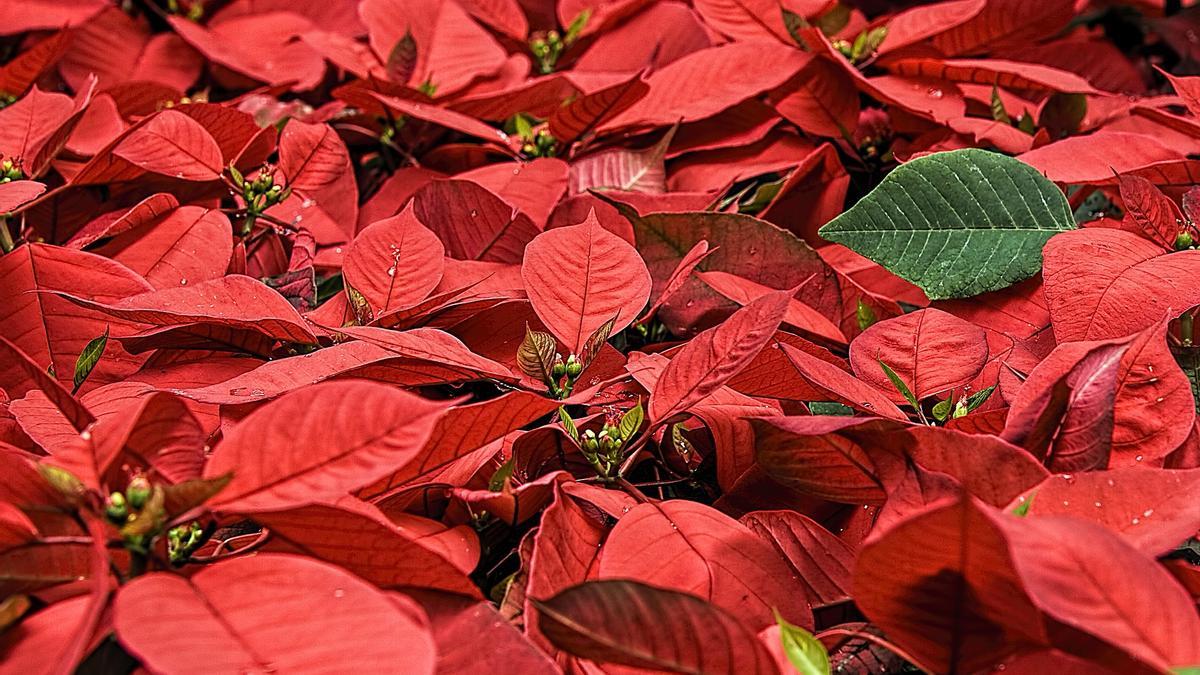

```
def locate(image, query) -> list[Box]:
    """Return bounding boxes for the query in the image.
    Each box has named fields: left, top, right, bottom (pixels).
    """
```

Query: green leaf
left=849, top=30, right=869, bottom=61
left=558, top=407, right=580, bottom=443
left=345, top=283, right=372, bottom=325
left=517, top=324, right=558, bottom=385
left=848, top=26, right=887, bottom=62
left=1039, top=92, right=1087, bottom=136
left=1012, top=492, right=1035, bottom=517
left=1172, top=667, right=1200, bottom=675
left=774, top=609, right=830, bottom=675
left=960, top=385, right=996, bottom=415
left=72, top=327, right=108, bottom=394
left=581, top=316, right=616, bottom=368
left=489, top=458, right=516, bottom=492
left=1072, top=188, right=1120, bottom=225
left=989, top=85, right=1010, bottom=125
left=820, top=148, right=1076, bottom=300
left=738, top=176, right=787, bottom=215
left=37, top=464, right=86, bottom=502
left=855, top=299, right=876, bottom=331
left=228, top=163, right=245, bottom=188
left=1173, top=344, right=1200, bottom=415
left=1017, top=111, right=1036, bottom=135
left=813, top=4, right=850, bottom=36
left=878, top=359, right=919, bottom=409
left=781, top=8, right=809, bottom=45
left=162, top=474, right=232, bottom=518
left=1173, top=537, right=1200, bottom=559
left=808, top=401, right=854, bottom=416
left=564, top=9, right=590, bottom=44
left=513, top=113, right=534, bottom=141
left=617, top=401, right=643, bottom=442
left=670, top=423, right=694, bottom=457
left=932, top=397, right=953, bottom=422
left=863, top=26, right=888, bottom=54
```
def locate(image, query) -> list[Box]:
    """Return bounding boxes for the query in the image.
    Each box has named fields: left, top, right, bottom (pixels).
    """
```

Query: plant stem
left=0, top=217, right=13, bottom=253
left=615, top=477, right=649, bottom=503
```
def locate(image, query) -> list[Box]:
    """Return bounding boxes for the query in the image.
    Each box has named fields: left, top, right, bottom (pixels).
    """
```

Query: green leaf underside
left=820, top=148, right=1075, bottom=300
left=1012, top=491, right=1035, bottom=517
left=72, top=327, right=109, bottom=393
left=618, top=402, right=643, bottom=442
left=878, top=359, right=919, bottom=408
left=809, top=401, right=854, bottom=416
left=774, top=609, right=831, bottom=675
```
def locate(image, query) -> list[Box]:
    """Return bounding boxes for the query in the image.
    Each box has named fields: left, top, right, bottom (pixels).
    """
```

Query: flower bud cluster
left=105, top=476, right=151, bottom=522
left=104, top=475, right=164, bottom=554
left=167, top=522, right=205, bottom=564
left=548, top=353, right=583, bottom=398
left=580, top=419, right=624, bottom=478
left=230, top=165, right=290, bottom=214
left=1, top=157, right=24, bottom=183
left=522, top=129, right=557, bottom=158
left=530, top=31, right=565, bottom=74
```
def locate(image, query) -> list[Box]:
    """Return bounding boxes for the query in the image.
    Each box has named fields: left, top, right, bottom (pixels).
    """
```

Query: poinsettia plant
left=4, top=0, right=1200, bottom=673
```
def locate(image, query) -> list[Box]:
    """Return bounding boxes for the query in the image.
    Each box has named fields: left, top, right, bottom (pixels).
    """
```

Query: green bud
left=105, top=492, right=128, bottom=522
left=127, top=476, right=152, bottom=509
left=551, top=357, right=567, bottom=379
left=600, top=435, right=617, bottom=454
left=1176, top=231, right=1195, bottom=251
left=565, top=354, right=582, bottom=378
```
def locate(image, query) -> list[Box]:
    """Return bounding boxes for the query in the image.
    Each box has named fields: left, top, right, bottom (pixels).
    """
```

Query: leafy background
left=3, top=0, right=1200, bottom=673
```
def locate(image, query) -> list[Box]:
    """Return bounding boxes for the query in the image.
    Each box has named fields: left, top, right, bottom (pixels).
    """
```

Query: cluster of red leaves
left=3, top=0, right=1200, bottom=673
